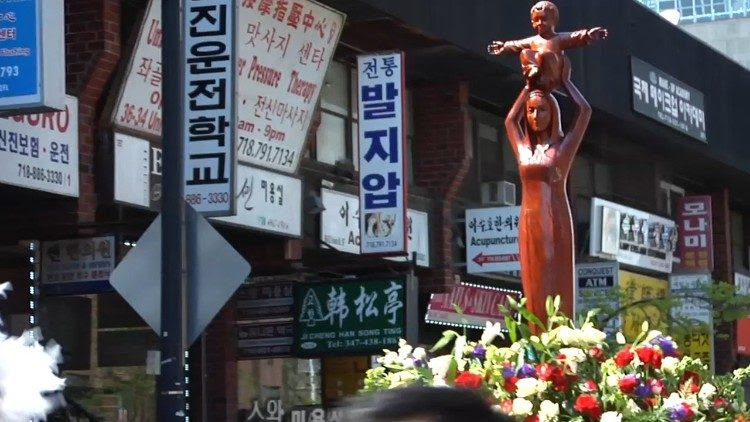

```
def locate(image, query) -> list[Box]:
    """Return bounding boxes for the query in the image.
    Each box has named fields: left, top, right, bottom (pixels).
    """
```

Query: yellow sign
left=620, top=270, right=668, bottom=341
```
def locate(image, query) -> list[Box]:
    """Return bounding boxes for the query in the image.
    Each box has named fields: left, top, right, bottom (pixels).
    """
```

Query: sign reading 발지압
left=619, top=270, right=668, bottom=342
left=114, top=132, right=162, bottom=210
left=0, top=95, right=79, bottom=197
left=631, top=56, right=706, bottom=142
left=425, top=283, right=522, bottom=329
left=294, top=278, right=406, bottom=355
left=357, top=52, right=407, bottom=256
left=182, top=0, right=236, bottom=216
left=320, top=188, right=430, bottom=266
left=0, top=0, right=65, bottom=113
left=670, top=273, right=713, bottom=371
left=590, top=197, right=678, bottom=273
left=214, top=164, right=302, bottom=237
left=41, top=236, right=115, bottom=295
left=575, top=262, right=621, bottom=335
left=676, top=195, right=713, bottom=271
left=465, top=206, right=521, bottom=274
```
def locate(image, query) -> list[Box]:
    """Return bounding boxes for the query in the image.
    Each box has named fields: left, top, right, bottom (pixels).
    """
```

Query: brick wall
left=65, top=0, right=121, bottom=224
left=712, top=188, right=737, bottom=374
left=412, top=81, right=472, bottom=293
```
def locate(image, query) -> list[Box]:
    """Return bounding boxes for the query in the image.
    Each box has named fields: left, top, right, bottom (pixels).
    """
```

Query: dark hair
left=343, top=387, right=514, bottom=422
left=531, top=1, right=559, bottom=25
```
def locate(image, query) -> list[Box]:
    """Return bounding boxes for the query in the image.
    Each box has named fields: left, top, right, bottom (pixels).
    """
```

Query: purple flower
left=516, top=363, right=537, bottom=379
left=668, top=404, right=690, bottom=421
left=502, top=366, right=515, bottom=380
left=473, top=345, right=486, bottom=360
left=635, top=383, right=652, bottom=399
left=658, top=337, right=677, bottom=357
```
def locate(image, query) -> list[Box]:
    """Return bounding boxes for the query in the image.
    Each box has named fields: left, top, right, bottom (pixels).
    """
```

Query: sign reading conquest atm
left=357, top=52, right=408, bottom=256
left=590, top=198, right=677, bottom=273
left=0, top=0, right=65, bottom=114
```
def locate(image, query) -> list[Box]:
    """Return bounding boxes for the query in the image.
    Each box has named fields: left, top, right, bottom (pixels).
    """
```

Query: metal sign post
left=159, top=0, right=188, bottom=419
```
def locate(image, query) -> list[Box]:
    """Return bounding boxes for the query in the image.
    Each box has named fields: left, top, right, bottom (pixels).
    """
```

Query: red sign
left=677, top=196, right=713, bottom=271
left=425, top=284, right=521, bottom=328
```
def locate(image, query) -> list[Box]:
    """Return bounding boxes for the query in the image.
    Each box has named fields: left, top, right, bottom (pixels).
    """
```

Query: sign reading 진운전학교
left=294, top=278, right=406, bottom=355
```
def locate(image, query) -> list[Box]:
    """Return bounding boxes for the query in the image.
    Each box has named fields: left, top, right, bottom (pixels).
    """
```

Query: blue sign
left=0, top=0, right=40, bottom=104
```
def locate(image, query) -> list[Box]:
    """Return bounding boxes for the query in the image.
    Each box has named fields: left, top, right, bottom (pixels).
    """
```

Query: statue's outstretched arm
left=488, top=37, right=534, bottom=55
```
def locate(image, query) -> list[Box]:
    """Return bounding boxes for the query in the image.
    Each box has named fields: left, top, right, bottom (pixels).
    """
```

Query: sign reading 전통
left=294, top=278, right=406, bottom=355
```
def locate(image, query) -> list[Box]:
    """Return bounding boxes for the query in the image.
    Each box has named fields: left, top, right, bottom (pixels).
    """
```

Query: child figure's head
left=530, top=1, right=559, bottom=37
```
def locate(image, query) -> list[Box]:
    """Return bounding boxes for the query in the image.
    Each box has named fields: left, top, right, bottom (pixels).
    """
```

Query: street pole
left=160, top=0, right=188, bottom=420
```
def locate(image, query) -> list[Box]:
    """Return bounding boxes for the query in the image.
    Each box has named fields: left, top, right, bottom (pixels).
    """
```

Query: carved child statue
left=488, top=1, right=607, bottom=92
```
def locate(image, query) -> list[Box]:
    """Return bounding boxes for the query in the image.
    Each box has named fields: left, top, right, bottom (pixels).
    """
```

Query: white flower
left=558, top=326, right=579, bottom=346
left=481, top=321, right=503, bottom=345
left=606, top=374, right=620, bottom=388
left=515, top=378, right=538, bottom=398
left=581, top=326, right=607, bottom=345
left=645, top=330, right=663, bottom=342
left=412, top=347, right=427, bottom=361
left=402, top=358, right=415, bottom=369
left=601, top=411, right=623, bottom=422
left=511, top=398, right=534, bottom=416
left=616, top=332, right=627, bottom=345
left=453, top=335, right=467, bottom=361
left=663, top=393, right=684, bottom=410
left=539, top=400, right=559, bottom=422
left=698, top=383, right=717, bottom=401
left=398, top=340, right=413, bottom=359
left=625, top=399, right=641, bottom=415
left=559, top=347, right=587, bottom=362
left=661, top=356, right=680, bottom=374
left=381, top=351, right=399, bottom=366
left=428, top=355, right=453, bottom=382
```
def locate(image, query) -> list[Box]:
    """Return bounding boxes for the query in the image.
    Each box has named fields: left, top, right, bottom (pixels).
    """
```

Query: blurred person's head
left=344, top=387, right=514, bottom=422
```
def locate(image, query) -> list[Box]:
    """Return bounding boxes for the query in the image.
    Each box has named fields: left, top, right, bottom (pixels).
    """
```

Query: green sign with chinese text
left=294, top=278, right=406, bottom=355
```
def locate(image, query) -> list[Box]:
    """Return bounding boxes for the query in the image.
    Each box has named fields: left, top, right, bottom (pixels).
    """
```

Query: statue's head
left=525, top=90, right=563, bottom=139
left=530, top=1, right=559, bottom=36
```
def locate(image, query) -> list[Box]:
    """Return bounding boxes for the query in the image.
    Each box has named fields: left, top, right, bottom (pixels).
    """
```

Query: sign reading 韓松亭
left=41, top=236, right=115, bottom=295
left=0, top=0, right=65, bottom=114
left=237, top=0, right=345, bottom=173
left=357, top=52, right=407, bottom=256
left=631, top=56, right=706, bottom=142
left=183, top=0, right=236, bottom=216
left=294, top=278, right=406, bottom=355
left=425, top=284, right=522, bottom=329
left=670, top=273, right=713, bottom=372
left=676, top=196, right=713, bottom=271
left=619, top=270, right=668, bottom=342
left=0, top=95, right=79, bottom=197
left=590, top=198, right=678, bottom=273
left=465, top=206, right=521, bottom=274
left=575, top=261, right=621, bottom=335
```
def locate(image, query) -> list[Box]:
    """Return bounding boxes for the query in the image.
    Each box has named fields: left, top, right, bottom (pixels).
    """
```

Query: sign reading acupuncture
left=631, top=56, right=706, bottom=142
left=294, top=278, right=406, bottom=355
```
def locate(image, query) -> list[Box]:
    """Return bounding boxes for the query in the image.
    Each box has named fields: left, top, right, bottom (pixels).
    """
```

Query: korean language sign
left=41, top=236, right=115, bottom=295
left=735, top=273, right=750, bottom=356
left=114, top=132, right=162, bottom=210
left=237, top=321, right=294, bottom=360
left=215, top=164, right=302, bottom=237
left=236, top=282, right=294, bottom=321
left=0, top=95, right=78, bottom=197
left=0, top=0, right=65, bottom=113
left=575, top=261, right=621, bottom=335
left=294, top=277, right=406, bottom=355
left=425, top=283, right=521, bottom=329
left=356, top=52, right=407, bottom=256
left=320, top=188, right=430, bottom=267
left=631, top=56, right=706, bottom=142
left=676, top=195, right=713, bottom=271
left=183, top=0, right=236, bottom=216
left=620, top=270, right=668, bottom=342
left=590, top=197, right=677, bottom=273
left=670, top=273, right=714, bottom=372
left=465, top=206, right=521, bottom=274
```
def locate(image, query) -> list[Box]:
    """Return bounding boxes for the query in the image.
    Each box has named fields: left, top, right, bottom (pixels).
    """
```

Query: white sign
left=357, top=52, right=407, bottom=256
left=183, top=0, right=236, bottom=216
left=41, top=236, right=115, bottom=295
left=111, top=0, right=162, bottom=137
left=589, top=197, right=677, bottom=273
left=114, top=132, right=162, bottom=209
left=215, top=164, right=302, bottom=237
left=575, top=262, right=621, bottom=335
left=466, top=206, right=521, bottom=274
left=736, top=273, right=750, bottom=296
left=320, top=188, right=429, bottom=266
left=0, top=95, right=78, bottom=197
left=236, top=0, right=344, bottom=173
left=670, top=273, right=712, bottom=324
left=0, top=0, right=65, bottom=113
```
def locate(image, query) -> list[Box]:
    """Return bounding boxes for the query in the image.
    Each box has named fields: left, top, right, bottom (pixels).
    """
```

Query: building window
left=659, top=181, right=686, bottom=217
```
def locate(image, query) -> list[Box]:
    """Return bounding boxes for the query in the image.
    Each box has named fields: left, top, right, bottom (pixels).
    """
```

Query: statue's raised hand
left=586, top=27, right=608, bottom=42
left=487, top=40, right=505, bottom=55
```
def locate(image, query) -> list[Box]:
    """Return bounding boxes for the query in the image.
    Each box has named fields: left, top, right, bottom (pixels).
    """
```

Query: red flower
left=454, top=371, right=483, bottom=389
left=524, top=416, right=540, bottom=422
left=574, top=394, right=603, bottom=420
left=636, top=346, right=663, bottom=368
left=500, top=399, right=513, bottom=414
left=681, top=371, right=701, bottom=394
left=651, top=349, right=663, bottom=369
left=619, top=375, right=639, bottom=394
left=715, top=398, right=728, bottom=408
left=681, top=403, right=695, bottom=421
left=589, top=347, right=606, bottom=362
left=582, top=379, right=598, bottom=392
left=537, top=363, right=554, bottom=380
left=645, top=397, right=658, bottom=408
left=614, top=345, right=635, bottom=367
left=504, top=375, right=519, bottom=393
left=649, top=378, right=667, bottom=396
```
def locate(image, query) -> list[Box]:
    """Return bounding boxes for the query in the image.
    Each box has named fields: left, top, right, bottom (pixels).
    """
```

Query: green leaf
left=507, top=295, right=518, bottom=309
left=430, top=331, right=458, bottom=353
left=553, top=295, right=561, bottom=312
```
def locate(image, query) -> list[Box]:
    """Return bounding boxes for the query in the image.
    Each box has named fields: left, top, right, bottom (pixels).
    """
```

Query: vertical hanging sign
left=676, top=195, right=713, bottom=271
left=183, top=0, right=236, bottom=216
left=357, top=52, right=408, bottom=256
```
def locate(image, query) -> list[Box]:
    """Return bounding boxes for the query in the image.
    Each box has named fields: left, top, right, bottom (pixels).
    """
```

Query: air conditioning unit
left=481, top=181, right=516, bottom=206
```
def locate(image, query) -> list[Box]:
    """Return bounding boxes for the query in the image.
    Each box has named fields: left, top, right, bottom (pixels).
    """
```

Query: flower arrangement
left=363, top=296, right=750, bottom=422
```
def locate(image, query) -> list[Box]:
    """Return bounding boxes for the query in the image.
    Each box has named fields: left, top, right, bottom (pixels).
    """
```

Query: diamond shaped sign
left=110, top=204, right=251, bottom=345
